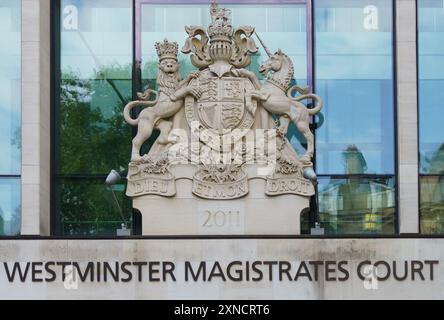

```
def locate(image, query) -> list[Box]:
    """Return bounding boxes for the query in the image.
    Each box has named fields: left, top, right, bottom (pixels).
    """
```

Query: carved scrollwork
left=231, top=26, right=259, bottom=68
left=199, top=164, right=243, bottom=184
left=182, top=26, right=212, bottom=69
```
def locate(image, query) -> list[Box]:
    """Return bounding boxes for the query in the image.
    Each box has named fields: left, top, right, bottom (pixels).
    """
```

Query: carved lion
left=124, top=58, right=201, bottom=162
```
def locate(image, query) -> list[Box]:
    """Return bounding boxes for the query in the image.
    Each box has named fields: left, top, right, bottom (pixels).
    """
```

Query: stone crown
left=155, top=39, right=179, bottom=61
left=208, top=2, right=233, bottom=42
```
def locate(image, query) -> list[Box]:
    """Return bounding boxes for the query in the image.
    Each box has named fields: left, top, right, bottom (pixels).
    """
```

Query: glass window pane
left=0, top=178, right=20, bottom=236
left=55, top=179, right=132, bottom=236
left=419, top=1, right=444, bottom=235
left=141, top=3, right=307, bottom=83
left=58, top=77, right=132, bottom=174
left=58, top=0, right=133, bottom=175
left=56, top=0, right=133, bottom=236
left=418, top=0, right=444, bottom=174
left=0, top=0, right=21, bottom=175
left=318, top=177, right=396, bottom=235
left=420, top=176, right=444, bottom=234
left=315, top=0, right=395, bottom=175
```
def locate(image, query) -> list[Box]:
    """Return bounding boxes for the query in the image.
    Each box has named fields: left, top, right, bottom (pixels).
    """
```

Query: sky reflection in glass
left=315, top=0, right=395, bottom=175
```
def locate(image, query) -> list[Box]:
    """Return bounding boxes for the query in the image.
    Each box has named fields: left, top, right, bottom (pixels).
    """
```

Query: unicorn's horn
left=254, top=31, right=273, bottom=58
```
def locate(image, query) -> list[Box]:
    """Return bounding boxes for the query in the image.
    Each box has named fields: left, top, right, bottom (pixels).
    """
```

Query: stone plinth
left=133, top=165, right=310, bottom=236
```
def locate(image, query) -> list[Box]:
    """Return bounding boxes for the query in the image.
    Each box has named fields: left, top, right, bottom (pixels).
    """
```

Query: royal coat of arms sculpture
left=124, top=0, right=324, bottom=235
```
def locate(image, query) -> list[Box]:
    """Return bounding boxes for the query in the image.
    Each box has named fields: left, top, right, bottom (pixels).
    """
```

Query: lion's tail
left=123, top=90, right=159, bottom=126
left=287, top=85, right=324, bottom=116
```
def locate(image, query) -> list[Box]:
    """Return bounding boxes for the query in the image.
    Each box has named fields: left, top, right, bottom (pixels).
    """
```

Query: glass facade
left=0, top=0, right=21, bottom=236
left=51, top=0, right=402, bottom=237
left=55, top=0, right=133, bottom=235
left=314, top=0, right=396, bottom=234
left=418, top=0, right=444, bottom=234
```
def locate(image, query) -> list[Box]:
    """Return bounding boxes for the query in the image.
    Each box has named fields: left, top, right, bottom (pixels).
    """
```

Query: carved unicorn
left=233, top=35, right=324, bottom=164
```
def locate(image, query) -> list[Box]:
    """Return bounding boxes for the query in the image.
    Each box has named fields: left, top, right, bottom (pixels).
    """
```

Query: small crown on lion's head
left=155, top=39, right=179, bottom=61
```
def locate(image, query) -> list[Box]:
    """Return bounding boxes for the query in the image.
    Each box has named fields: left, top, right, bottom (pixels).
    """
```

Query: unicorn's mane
left=268, top=53, right=294, bottom=91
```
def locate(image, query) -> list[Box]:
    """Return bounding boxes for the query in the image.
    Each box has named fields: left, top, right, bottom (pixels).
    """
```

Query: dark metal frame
left=50, top=0, right=60, bottom=236
left=416, top=0, right=423, bottom=234
left=392, top=0, right=400, bottom=234
left=1, top=233, right=442, bottom=240
left=48, top=0, right=404, bottom=238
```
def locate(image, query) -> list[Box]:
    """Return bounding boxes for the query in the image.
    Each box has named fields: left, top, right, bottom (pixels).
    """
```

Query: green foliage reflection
left=56, top=64, right=133, bottom=236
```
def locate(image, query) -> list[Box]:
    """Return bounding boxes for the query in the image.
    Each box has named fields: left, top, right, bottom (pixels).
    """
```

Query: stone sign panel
left=0, top=239, right=443, bottom=300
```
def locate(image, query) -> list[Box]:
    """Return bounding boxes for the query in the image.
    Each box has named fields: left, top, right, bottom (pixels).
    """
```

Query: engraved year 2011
left=202, top=210, right=241, bottom=228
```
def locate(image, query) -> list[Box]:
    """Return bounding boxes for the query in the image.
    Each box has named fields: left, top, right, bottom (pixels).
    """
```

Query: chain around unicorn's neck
left=266, top=55, right=294, bottom=92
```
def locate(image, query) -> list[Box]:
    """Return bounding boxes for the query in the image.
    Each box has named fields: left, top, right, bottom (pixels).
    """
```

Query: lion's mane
left=157, top=66, right=181, bottom=96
